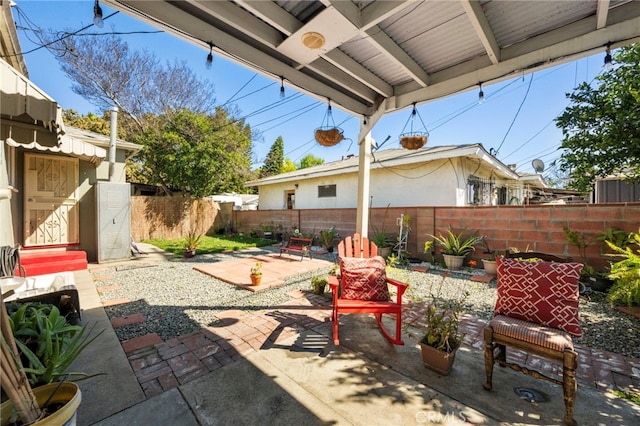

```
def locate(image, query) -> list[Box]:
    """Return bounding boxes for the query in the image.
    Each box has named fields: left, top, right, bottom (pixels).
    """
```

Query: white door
left=23, top=154, right=79, bottom=246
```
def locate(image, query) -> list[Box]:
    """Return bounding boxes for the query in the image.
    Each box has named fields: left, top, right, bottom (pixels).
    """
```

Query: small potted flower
left=250, top=262, right=262, bottom=286
left=310, top=276, right=328, bottom=295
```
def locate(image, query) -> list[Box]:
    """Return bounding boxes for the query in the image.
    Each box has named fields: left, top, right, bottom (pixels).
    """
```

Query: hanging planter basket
left=400, top=132, right=428, bottom=150
left=398, top=103, right=429, bottom=150
left=314, top=127, right=344, bottom=147
left=314, top=100, right=344, bottom=147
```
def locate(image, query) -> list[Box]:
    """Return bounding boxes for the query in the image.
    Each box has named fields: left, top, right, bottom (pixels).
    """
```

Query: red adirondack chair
left=328, top=233, right=408, bottom=345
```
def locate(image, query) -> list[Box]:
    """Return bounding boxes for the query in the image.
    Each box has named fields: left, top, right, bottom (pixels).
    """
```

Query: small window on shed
left=318, top=184, right=336, bottom=198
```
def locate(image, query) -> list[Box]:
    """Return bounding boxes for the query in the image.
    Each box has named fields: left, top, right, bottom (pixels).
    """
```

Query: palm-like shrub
left=606, top=230, right=640, bottom=306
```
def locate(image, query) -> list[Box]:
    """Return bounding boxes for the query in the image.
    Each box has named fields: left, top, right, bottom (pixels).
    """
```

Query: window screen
left=318, top=184, right=336, bottom=198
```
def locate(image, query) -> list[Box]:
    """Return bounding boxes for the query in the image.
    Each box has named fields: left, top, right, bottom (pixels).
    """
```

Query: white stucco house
left=246, top=144, right=547, bottom=209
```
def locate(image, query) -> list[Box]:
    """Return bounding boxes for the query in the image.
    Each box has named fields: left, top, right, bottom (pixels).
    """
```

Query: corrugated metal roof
left=485, top=1, right=596, bottom=48
left=102, top=0, right=640, bottom=117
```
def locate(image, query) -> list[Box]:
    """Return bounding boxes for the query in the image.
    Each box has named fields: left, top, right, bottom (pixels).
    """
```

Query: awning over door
left=1, top=57, right=107, bottom=165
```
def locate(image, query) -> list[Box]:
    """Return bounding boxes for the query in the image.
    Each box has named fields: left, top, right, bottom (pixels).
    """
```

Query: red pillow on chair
left=340, top=256, right=390, bottom=301
left=495, top=257, right=583, bottom=337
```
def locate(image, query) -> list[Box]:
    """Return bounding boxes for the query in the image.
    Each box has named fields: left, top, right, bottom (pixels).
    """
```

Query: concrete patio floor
left=70, top=246, right=639, bottom=425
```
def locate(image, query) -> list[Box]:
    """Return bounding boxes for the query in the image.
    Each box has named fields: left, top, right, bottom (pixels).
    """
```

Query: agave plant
left=7, top=302, right=103, bottom=386
left=430, top=227, right=481, bottom=256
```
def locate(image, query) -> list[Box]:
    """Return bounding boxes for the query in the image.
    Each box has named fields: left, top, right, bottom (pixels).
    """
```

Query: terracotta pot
left=442, top=254, right=465, bottom=270
left=250, top=274, right=262, bottom=286
left=183, top=249, right=196, bottom=258
left=482, top=259, right=497, bottom=275
left=419, top=342, right=458, bottom=375
left=1, top=382, right=81, bottom=426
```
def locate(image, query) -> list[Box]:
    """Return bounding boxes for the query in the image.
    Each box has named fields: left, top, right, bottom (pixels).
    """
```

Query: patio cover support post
left=355, top=101, right=385, bottom=238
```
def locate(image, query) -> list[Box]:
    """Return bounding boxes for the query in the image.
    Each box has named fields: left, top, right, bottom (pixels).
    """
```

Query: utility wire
left=221, top=74, right=257, bottom=106
left=10, top=7, right=122, bottom=57
left=494, top=73, right=534, bottom=156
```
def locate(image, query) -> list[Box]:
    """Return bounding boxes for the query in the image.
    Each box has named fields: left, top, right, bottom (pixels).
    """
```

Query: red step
left=19, top=250, right=88, bottom=276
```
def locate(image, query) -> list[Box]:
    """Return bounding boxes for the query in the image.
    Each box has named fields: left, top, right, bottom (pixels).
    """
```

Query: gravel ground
left=95, top=247, right=640, bottom=359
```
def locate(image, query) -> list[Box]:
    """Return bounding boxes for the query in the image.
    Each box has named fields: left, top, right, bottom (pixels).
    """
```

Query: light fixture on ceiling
left=93, top=0, right=104, bottom=28
left=301, top=32, right=325, bottom=49
left=280, top=77, right=285, bottom=99
left=603, top=43, right=613, bottom=71
left=206, top=42, right=213, bottom=69
left=478, top=82, right=485, bottom=105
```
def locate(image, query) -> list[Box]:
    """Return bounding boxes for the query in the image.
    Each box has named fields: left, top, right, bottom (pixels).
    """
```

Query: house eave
left=246, top=143, right=520, bottom=187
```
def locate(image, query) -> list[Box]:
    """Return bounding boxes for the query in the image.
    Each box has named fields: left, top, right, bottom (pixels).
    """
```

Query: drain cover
left=514, top=387, right=548, bottom=403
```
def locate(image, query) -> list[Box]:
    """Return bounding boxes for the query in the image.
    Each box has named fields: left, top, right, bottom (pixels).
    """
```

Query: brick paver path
left=95, top=268, right=639, bottom=400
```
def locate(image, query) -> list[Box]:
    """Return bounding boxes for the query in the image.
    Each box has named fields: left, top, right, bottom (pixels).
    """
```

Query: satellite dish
left=532, top=159, right=545, bottom=173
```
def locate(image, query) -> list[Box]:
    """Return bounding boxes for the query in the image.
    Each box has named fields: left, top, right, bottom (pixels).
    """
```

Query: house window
left=466, top=176, right=493, bottom=206
left=4, top=144, right=16, bottom=189
left=318, top=184, right=336, bottom=198
left=285, top=190, right=295, bottom=209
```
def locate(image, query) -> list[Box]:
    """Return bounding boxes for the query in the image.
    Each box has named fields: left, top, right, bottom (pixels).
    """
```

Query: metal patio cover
left=101, top=0, right=640, bottom=236
left=102, top=0, right=640, bottom=117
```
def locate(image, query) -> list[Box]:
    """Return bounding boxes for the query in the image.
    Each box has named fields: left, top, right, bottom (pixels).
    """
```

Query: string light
left=478, top=82, right=485, bottom=105
left=206, top=42, right=213, bottom=69
left=93, top=0, right=104, bottom=28
left=603, top=43, right=613, bottom=71
left=280, top=76, right=285, bottom=99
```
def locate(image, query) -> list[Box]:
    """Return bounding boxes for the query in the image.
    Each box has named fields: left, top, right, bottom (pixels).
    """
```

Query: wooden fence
left=129, top=197, right=639, bottom=271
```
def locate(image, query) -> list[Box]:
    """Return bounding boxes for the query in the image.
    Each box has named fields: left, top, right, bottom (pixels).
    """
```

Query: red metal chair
left=328, top=233, right=408, bottom=345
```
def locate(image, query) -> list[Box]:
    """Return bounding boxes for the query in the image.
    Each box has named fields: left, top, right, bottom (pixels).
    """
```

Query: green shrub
left=606, top=231, right=640, bottom=306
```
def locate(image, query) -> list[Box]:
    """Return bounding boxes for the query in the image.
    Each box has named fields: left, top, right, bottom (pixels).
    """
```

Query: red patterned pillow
left=340, top=256, right=390, bottom=301
left=495, top=257, right=583, bottom=337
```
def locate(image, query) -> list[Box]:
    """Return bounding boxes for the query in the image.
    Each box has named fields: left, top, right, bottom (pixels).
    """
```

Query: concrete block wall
left=234, top=203, right=640, bottom=272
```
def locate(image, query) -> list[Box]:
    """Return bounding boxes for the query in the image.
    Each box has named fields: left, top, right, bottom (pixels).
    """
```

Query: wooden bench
left=279, top=237, right=313, bottom=261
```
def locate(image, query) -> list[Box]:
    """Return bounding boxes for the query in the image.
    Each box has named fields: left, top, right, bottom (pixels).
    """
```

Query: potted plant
left=418, top=272, right=468, bottom=375
left=479, top=236, right=497, bottom=276
left=371, top=229, right=392, bottom=258
left=183, top=231, right=202, bottom=258
left=310, top=276, right=328, bottom=295
left=1, top=299, right=102, bottom=425
left=563, top=226, right=612, bottom=292
left=429, top=227, right=481, bottom=270
left=319, top=227, right=337, bottom=253
left=250, top=262, right=262, bottom=286
left=260, top=223, right=273, bottom=239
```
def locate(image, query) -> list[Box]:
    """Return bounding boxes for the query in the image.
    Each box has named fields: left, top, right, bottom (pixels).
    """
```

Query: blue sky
left=12, top=1, right=606, bottom=176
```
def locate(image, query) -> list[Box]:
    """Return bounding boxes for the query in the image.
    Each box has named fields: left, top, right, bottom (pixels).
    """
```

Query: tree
left=555, top=44, right=640, bottom=192
left=298, top=154, right=324, bottom=169
left=282, top=158, right=297, bottom=173
left=131, top=108, right=252, bottom=197
left=50, top=33, right=217, bottom=132
left=63, top=109, right=110, bottom=134
left=49, top=33, right=257, bottom=195
left=260, top=136, right=284, bottom=177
